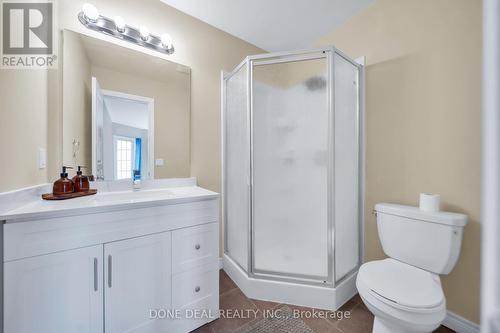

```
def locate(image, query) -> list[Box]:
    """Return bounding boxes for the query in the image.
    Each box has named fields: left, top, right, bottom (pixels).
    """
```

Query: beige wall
left=315, top=0, right=481, bottom=323
left=90, top=64, right=191, bottom=178
left=62, top=31, right=92, bottom=169
left=0, top=71, right=48, bottom=191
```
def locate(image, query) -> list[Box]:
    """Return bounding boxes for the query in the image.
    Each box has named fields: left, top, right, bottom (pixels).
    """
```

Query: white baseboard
left=443, top=311, right=479, bottom=333
left=218, top=257, right=223, bottom=270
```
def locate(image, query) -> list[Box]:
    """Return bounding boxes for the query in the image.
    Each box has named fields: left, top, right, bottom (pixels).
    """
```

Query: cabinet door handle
left=93, top=257, right=98, bottom=292
left=195, top=244, right=201, bottom=250
left=195, top=286, right=201, bottom=293
left=108, top=255, right=112, bottom=288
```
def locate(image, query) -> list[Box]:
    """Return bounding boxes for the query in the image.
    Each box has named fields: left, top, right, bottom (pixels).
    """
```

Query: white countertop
left=0, top=178, right=219, bottom=223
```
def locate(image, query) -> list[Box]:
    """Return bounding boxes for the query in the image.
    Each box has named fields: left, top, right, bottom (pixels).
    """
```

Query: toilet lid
left=358, top=259, right=444, bottom=309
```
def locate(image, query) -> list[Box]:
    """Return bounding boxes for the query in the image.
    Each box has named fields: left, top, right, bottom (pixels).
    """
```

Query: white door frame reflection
left=92, top=77, right=155, bottom=181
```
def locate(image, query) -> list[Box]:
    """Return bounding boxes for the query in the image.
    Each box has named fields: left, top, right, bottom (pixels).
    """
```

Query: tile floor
left=193, top=270, right=455, bottom=333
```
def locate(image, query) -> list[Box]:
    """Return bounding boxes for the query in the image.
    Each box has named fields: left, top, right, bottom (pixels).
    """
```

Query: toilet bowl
left=357, top=259, right=446, bottom=333
left=357, top=203, right=467, bottom=333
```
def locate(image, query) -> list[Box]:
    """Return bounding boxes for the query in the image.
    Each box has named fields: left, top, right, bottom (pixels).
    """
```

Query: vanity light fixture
left=82, top=3, right=99, bottom=23
left=160, top=33, right=173, bottom=49
left=78, top=3, right=174, bottom=55
left=114, top=16, right=125, bottom=33
left=139, top=26, right=150, bottom=41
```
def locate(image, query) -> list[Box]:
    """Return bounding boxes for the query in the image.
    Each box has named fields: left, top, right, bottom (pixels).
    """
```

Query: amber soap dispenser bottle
left=72, top=166, right=90, bottom=192
left=53, top=166, right=74, bottom=195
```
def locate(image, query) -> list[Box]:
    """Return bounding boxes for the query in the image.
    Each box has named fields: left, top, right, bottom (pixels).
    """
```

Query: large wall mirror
left=62, top=29, right=191, bottom=181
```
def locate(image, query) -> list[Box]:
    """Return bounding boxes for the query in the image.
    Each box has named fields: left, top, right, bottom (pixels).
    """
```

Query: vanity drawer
left=171, top=265, right=219, bottom=332
left=172, top=265, right=219, bottom=310
left=172, top=223, right=218, bottom=273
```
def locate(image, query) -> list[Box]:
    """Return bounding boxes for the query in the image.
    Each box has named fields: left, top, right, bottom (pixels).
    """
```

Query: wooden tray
left=42, top=189, right=97, bottom=200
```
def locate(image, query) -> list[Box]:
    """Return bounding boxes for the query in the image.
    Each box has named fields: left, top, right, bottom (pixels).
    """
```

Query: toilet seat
left=356, top=259, right=446, bottom=332
left=357, top=258, right=444, bottom=311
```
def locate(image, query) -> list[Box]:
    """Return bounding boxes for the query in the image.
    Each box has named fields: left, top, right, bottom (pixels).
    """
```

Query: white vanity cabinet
left=104, top=232, right=172, bottom=333
left=1, top=188, right=220, bottom=333
left=4, top=245, right=104, bottom=333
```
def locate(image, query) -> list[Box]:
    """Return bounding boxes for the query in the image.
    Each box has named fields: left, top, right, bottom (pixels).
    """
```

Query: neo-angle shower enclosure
left=222, top=47, right=363, bottom=310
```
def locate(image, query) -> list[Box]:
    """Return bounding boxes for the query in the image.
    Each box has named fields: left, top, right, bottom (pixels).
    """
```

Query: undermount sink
left=92, top=189, right=175, bottom=203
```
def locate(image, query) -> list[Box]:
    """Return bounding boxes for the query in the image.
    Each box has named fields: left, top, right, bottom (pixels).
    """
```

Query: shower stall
left=222, top=47, right=363, bottom=310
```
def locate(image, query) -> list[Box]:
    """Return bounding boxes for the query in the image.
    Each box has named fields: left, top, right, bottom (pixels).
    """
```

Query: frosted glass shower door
left=252, top=55, right=330, bottom=281
left=224, top=65, right=250, bottom=271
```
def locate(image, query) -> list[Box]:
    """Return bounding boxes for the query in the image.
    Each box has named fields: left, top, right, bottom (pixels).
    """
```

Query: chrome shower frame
left=221, top=47, right=364, bottom=288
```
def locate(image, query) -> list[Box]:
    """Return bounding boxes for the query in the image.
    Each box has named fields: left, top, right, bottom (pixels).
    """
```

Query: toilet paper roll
left=419, top=193, right=441, bottom=212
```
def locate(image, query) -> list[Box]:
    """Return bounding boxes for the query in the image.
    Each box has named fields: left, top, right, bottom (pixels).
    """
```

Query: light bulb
left=139, top=26, right=149, bottom=41
left=82, top=3, right=99, bottom=23
left=160, top=33, right=172, bottom=49
left=114, top=16, right=125, bottom=32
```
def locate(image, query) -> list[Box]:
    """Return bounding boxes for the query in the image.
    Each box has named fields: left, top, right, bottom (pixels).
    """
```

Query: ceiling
left=160, top=0, right=374, bottom=52
left=104, top=96, right=150, bottom=130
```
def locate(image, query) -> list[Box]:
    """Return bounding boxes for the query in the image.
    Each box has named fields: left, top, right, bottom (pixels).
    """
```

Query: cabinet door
left=4, top=245, right=104, bottom=333
left=104, top=232, right=172, bottom=333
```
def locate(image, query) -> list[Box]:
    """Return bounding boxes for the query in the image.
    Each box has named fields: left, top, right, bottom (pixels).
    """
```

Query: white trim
left=218, top=258, right=223, bottom=270
left=91, top=77, right=100, bottom=179
left=481, top=1, right=500, bottom=332
left=443, top=311, right=479, bottom=333
left=92, top=83, right=155, bottom=180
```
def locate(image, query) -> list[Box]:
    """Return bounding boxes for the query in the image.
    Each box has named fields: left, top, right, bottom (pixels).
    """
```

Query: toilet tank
left=374, top=203, right=467, bottom=274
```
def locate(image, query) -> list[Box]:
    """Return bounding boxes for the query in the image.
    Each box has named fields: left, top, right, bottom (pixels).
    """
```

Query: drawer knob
left=195, top=244, right=201, bottom=250
left=195, top=286, right=201, bottom=293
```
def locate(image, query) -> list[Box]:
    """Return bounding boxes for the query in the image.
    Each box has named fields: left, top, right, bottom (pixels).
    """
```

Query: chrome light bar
left=77, top=4, right=174, bottom=55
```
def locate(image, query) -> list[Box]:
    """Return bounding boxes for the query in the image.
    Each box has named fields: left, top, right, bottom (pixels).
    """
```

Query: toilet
left=356, top=203, right=467, bottom=333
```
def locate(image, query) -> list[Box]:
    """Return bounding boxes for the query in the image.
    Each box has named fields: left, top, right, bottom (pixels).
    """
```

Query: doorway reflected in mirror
left=93, top=82, right=154, bottom=181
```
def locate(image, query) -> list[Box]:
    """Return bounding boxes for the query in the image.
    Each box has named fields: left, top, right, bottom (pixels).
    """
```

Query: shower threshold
left=223, top=254, right=358, bottom=311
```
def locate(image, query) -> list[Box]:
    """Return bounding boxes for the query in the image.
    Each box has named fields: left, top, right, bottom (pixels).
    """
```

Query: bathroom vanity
left=0, top=178, right=219, bottom=333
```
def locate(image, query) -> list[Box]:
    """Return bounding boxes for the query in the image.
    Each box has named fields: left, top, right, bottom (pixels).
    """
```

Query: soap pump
left=53, top=166, right=74, bottom=195
left=72, top=166, right=90, bottom=192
